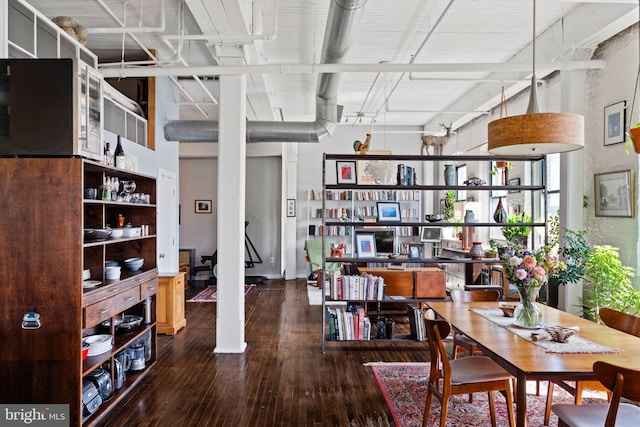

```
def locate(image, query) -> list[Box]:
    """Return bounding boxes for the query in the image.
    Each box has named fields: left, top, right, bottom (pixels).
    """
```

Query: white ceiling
left=25, top=0, right=640, bottom=134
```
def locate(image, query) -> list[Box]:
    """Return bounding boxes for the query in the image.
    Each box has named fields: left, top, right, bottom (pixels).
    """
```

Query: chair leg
left=487, top=391, right=497, bottom=427
left=439, top=397, right=450, bottom=427
left=544, top=381, right=554, bottom=426
left=423, top=385, right=434, bottom=427
left=504, top=379, right=516, bottom=427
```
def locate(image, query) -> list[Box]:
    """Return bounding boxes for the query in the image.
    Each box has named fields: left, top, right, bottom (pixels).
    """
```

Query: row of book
left=310, top=225, right=351, bottom=236
left=309, top=189, right=420, bottom=201
left=397, top=164, right=418, bottom=186
left=407, top=304, right=428, bottom=341
left=326, top=306, right=371, bottom=341
left=327, top=272, right=386, bottom=301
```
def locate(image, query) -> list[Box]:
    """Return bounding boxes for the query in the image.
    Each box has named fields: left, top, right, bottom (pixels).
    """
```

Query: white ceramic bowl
left=124, top=257, right=144, bottom=271
left=110, top=228, right=124, bottom=239
left=84, top=334, right=113, bottom=356
left=105, top=266, right=121, bottom=280
left=122, top=227, right=141, bottom=238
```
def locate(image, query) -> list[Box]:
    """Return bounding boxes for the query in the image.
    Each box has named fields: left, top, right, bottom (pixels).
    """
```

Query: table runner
left=470, top=308, right=622, bottom=354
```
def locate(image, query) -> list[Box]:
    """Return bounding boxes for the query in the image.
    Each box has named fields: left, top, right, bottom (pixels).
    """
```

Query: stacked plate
left=83, top=334, right=113, bottom=356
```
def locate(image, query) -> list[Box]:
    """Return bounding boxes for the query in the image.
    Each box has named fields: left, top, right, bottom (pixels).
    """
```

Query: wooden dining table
left=426, top=301, right=640, bottom=427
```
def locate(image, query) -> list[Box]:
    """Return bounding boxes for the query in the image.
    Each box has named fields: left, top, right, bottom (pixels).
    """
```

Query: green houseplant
left=444, top=190, right=456, bottom=221
left=581, top=245, right=639, bottom=322
left=500, top=213, right=532, bottom=245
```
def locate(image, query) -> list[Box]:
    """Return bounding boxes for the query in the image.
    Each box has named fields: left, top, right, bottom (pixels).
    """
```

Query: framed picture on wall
left=408, top=244, right=422, bottom=259
left=355, top=233, right=377, bottom=258
left=594, top=170, right=634, bottom=217
left=195, top=199, right=212, bottom=213
left=604, top=101, right=626, bottom=146
left=376, top=201, right=402, bottom=223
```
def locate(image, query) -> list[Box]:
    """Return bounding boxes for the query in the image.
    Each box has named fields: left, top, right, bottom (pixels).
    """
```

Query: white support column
left=284, top=143, right=298, bottom=280
left=558, top=52, right=588, bottom=315
left=215, top=74, right=247, bottom=353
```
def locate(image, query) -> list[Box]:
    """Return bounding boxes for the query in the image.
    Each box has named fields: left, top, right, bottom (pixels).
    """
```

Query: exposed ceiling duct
left=163, top=0, right=368, bottom=143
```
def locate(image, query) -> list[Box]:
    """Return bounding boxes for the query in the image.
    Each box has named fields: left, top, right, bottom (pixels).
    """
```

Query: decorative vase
left=493, top=197, right=507, bottom=223
left=444, top=164, right=455, bottom=186
left=462, top=210, right=475, bottom=250
left=513, top=285, right=543, bottom=328
left=469, top=242, right=484, bottom=259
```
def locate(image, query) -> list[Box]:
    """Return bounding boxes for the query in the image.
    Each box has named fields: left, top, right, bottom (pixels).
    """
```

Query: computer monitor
left=372, top=229, right=396, bottom=255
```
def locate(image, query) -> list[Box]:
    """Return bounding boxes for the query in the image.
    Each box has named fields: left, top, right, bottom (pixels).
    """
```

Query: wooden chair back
left=599, top=307, right=640, bottom=337
left=424, top=318, right=452, bottom=378
left=450, top=289, right=500, bottom=303
left=593, top=361, right=640, bottom=426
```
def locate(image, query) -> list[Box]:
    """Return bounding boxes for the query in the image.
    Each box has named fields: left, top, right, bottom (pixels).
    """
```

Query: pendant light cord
left=527, top=0, right=540, bottom=114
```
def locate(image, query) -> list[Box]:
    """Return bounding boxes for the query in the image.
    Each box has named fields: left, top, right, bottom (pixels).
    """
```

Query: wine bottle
left=104, top=142, right=112, bottom=166
left=114, top=137, right=126, bottom=169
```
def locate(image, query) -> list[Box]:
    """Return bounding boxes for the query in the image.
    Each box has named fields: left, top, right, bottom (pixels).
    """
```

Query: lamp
left=487, top=0, right=584, bottom=155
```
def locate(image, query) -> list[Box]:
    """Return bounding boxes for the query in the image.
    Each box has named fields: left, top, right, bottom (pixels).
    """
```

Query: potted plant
left=625, top=121, right=640, bottom=154
left=444, top=190, right=456, bottom=221
left=500, top=213, right=531, bottom=246
left=490, top=161, right=513, bottom=185
left=581, top=245, right=639, bottom=322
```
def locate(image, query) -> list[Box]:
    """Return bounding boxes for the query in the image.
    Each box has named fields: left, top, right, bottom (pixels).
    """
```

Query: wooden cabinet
left=0, top=158, right=157, bottom=426
left=157, top=272, right=186, bottom=335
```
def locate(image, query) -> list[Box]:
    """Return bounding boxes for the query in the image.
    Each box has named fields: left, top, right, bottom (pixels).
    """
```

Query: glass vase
left=513, top=286, right=542, bottom=328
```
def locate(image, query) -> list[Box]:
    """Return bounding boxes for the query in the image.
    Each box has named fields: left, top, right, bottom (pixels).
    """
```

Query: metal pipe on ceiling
left=91, top=0, right=166, bottom=34
left=164, top=0, right=369, bottom=143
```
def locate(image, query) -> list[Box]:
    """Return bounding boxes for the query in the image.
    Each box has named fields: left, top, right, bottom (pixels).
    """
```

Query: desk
left=426, top=301, right=640, bottom=427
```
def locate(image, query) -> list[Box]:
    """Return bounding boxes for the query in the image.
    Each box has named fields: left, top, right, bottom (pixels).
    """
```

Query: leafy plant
left=489, top=161, right=513, bottom=176
left=556, top=229, right=591, bottom=285
left=500, top=213, right=532, bottom=244
left=581, top=245, right=639, bottom=322
left=444, top=190, right=456, bottom=221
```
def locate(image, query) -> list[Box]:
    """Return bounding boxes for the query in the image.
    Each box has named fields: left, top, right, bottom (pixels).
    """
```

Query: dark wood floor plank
left=97, top=279, right=429, bottom=426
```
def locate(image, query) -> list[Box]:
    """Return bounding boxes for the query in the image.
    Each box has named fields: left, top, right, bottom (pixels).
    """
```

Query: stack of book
left=407, top=304, right=428, bottom=341
left=328, top=272, right=386, bottom=301
left=326, top=306, right=371, bottom=341
left=397, top=164, right=417, bottom=186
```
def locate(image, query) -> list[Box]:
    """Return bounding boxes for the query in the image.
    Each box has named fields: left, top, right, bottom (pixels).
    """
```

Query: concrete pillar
left=215, top=74, right=247, bottom=353
left=284, top=143, right=298, bottom=280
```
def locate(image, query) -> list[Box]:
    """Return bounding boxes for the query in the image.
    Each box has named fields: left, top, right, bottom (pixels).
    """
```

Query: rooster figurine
left=353, top=133, right=372, bottom=154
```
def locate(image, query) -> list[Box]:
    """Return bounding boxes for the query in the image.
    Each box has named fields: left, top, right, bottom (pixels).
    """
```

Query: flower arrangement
left=503, top=244, right=566, bottom=327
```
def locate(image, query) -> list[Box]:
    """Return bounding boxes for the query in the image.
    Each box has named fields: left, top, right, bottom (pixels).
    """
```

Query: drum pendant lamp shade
left=488, top=112, right=584, bottom=154
left=487, top=0, right=584, bottom=155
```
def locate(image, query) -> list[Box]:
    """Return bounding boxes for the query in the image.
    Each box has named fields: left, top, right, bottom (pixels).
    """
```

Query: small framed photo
left=420, top=227, right=442, bottom=243
left=508, top=177, right=521, bottom=193
left=408, top=244, right=422, bottom=260
left=355, top=233, right=377, bottom=258
left=336, top=161, right=357, bottom=184
left=286, top=199, right=296, bottom=217
left=195, top=199, right=212, bottom=213
left=594, top=170, right=634, bottom=217
left=604, top=101, right=626, bottom=146
left=376, top=201, right=402, bottom=223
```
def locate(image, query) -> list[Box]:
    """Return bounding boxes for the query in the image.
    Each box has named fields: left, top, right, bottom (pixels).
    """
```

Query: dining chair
left=599, top=307, right=640, bottom=336
left=543, top=306, right=640, bottom=424
left=423, top=317, right=515, bottom=427
left=449, top=289, right=501, bottom=358
left=551, top=361, right=640, bottom=427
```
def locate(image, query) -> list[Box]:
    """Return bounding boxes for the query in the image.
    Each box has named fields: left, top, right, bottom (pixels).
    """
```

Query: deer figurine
left=420, top=122, right=452, bottom=156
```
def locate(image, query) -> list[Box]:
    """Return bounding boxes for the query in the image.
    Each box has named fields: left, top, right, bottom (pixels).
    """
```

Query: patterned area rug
left=187, top=284, right=256, bottom=302
left=368, top=362, right=608, bottom=427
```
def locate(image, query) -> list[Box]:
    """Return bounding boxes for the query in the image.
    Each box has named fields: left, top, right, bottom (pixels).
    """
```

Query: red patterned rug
left=187, top=284, right=256, bottom=302
left=368, top=362, right=608, bottom=427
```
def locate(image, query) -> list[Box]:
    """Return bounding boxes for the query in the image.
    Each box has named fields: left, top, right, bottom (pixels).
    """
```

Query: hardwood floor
left=97, top=278, right=430, bottom=426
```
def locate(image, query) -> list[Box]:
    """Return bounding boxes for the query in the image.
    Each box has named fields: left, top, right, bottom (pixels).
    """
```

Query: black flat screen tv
left=373, top=229, right=395, bottom=255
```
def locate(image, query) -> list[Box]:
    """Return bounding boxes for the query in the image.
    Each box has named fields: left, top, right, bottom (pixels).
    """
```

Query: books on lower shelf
left=407, top=304, right=428, bottom=341
left=327, top=272, right=386, bottom=301
left=327, top=306, right=371, bottom=341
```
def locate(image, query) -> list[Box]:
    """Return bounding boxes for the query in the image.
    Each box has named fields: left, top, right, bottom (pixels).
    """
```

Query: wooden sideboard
left=157, top=272, right=186, bottom=335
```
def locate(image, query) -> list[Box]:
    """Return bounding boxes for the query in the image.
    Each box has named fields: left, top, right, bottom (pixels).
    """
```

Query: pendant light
left=487, top=0, right=584, bottom=154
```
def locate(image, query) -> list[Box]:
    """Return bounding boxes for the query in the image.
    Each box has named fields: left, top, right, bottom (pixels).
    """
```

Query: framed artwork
left=286, top=199, right=296, bottom=217
left=508, top=177, right=521, bottom=193
left=195, top=199, right=212, bottom=213
left=356, top=151, right=395, bottom=185
left=604, top=101, right=626, bottom=146
left=594, top=170, right=634, bottom=217
left=408, top=244, right=422, bottom=260
left=336, top=161, right=357, bottom=184
left=376, top=201, right=402, bottom=223
left=355, top=233, right=377, bottom=258
left=420, top=227, right=442, bottom=243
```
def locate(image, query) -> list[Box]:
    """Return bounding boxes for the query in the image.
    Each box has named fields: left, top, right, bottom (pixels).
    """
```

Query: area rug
left=368, top=362, right=608, bottom=427
left=187, top=284, right=256, bottom=302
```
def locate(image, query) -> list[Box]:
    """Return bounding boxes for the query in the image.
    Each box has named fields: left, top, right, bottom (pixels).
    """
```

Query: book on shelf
left=328, top=272, right=386, bottom=301
left=407, top=304, right=427, bottom=341
left=326, top=305, right=371, bottom=341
